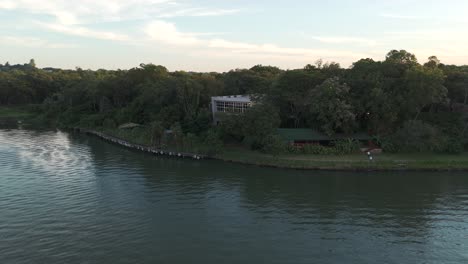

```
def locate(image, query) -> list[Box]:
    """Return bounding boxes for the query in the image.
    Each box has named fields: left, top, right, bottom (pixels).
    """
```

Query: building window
left=216, top=100, right=250, bottom=113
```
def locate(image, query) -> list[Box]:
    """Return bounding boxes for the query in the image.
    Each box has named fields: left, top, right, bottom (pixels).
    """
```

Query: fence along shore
left=76, top=128, right=206, bottom=160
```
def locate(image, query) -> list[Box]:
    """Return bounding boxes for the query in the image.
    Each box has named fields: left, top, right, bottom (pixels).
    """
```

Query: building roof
left=119, top=123, right=141, bottom=129
left=277, top=128, right=329, bottom=141
left=211, top=95, right=252, bottom=102
left=277, top=128, right=371, bottom=141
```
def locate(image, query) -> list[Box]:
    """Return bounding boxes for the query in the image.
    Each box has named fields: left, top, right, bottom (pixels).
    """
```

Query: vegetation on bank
left=1, top=51, right=468, bottom=165
left=99, top=125, right=223, bottom=156
left=0, top=105, right=35, bottom=119
left=218, top=148, right=468, bottom=170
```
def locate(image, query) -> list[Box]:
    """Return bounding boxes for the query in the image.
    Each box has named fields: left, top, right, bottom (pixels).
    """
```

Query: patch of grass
left=0, top=106, right=35, bottom=119
left=102, top=127, right=153, bottom=147
left=217, top=146, right=468, bottom=170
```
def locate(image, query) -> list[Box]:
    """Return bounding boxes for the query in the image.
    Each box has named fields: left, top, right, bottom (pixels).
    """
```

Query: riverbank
left=0, top=105, right=34, bottom=120
left=2, top=105, right=468, bottom=171
left=81, top=129, right=468, bottom=171
left=217, top=147, right=468, bottom=171
left=0, top=106, right=34, bottom=127
left=77, top=128, right=206, bottom=160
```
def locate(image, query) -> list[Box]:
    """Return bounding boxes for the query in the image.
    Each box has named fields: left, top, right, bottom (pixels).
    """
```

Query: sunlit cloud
left=145, top=20, right=368, bottom=62
left=0, top=36, right=76, bottom=48
left=307, top=36, right=378, bottom=46
left=37, top=22, right=130, bottom=41
left=379, top=14, right=426, bottom=20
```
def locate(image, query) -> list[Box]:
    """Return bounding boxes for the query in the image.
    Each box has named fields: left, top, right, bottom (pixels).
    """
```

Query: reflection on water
left=0, top=129, right=467, bottom=264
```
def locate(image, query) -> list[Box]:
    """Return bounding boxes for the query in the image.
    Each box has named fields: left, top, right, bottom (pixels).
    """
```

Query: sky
left=1, top=0, right=468, bottom=72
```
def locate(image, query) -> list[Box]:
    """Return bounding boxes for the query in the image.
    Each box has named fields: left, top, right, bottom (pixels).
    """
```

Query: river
left=0, top=129, right=467, bottom=264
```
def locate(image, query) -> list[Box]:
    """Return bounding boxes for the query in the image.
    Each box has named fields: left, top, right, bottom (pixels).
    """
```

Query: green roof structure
left=277, top=128, right=370, bottom=142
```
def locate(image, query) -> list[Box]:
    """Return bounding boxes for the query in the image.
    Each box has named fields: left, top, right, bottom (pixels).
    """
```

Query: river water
left=0, top=129, right=467, bottom=264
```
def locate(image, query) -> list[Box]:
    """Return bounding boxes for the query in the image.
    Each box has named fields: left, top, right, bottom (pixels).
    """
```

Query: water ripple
left=1, top=129, right=468, bottom=264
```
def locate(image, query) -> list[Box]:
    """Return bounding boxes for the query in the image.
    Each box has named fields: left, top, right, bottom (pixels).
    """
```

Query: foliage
left=332, top=139, right=362, bottom=154
left=202, top=128, right=224, bottom=156
left=384, top=120, right=448, bottom=153
left=149, top=121, right=164, bottom=147
left=302, top=144, right=338, bottom=155
left=299, top=140, right=361, bottom=156
left=260, top=134, right=286, bottom=155
left=1, top=52, right=467, bottom=154
left=308, top=77, right=356, bottom=136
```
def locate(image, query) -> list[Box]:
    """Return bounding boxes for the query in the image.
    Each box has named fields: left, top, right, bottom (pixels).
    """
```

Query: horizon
left=1, top=0, right=468, bottom=71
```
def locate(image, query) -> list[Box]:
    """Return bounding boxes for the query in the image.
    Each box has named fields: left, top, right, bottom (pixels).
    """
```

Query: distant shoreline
left=76, top=128, right=207, bottom=161
left=2, top=107, right=468, bottom=172
left=77, top=128, right=468, bottom=172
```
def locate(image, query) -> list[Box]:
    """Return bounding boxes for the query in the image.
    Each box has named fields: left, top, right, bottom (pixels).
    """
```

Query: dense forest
left=1, top=50, right=468, bottom=154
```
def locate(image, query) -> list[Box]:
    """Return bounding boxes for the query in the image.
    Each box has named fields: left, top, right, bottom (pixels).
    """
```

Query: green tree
left=385, top=50, right=418, bottom=65
left=269, top=69, right=324, bottom=128
left=203, top=128, right=224, bottom=156
left=150, top=121, right=165, bottom=147
left=308, top=77, right=356, bottom=136
left=404, top=65, right=447, bottom=120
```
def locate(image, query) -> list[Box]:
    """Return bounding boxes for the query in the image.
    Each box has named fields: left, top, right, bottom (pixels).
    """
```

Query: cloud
left=0, top=0, right=15, bottom=9
left=145, top=20, right=368, bottom=61
left=307, top=36, right=377, bottom=46
left=0, top=0, right=239, bottom=44
left=0, top=36, right=76, bottom=48
left=157, top=7, right=240, bottom=18
left=145, top=20, right=202, bottom=46
left=0, top=0, right=239, bottom=24
left=38, top=22, right=130, bottom=41
left=379, top=14, right=426, bottom=20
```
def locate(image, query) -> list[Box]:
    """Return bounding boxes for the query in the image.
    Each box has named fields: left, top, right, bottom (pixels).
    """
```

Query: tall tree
left=308, top=77, right=356, bottom=135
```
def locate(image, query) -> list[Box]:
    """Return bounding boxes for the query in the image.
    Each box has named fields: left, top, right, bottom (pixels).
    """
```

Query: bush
left=103, top=118, right=117, bottom=129
left=384, top=120, right=447, bottom=153
left=260, top=134, right=286, bottom=155
left=202, top=129, right=224, bottom=156
left=302, top=144, right=335, bottom=155
left=442, top=137, right=464, bottom=154
left=332, top=138, right=361, bottom=155
left=75, top=114, right=106, bottom=128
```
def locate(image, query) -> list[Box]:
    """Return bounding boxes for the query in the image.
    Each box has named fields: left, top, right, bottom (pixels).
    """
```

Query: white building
left=211, top=95, right=253, bottom=124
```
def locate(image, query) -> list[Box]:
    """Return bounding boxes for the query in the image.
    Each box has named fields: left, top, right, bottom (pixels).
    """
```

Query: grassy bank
left=0, top=106, right=35, bottom=119
left=0, top=106, right=37, bottom=128
left=0, top=105, right=48, bottom=128
left=2, top=105, right=468, bottom=171
left=217, top=147, right=468, bottom=170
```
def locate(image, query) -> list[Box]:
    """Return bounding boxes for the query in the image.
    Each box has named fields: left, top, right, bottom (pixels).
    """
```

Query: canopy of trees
left=1, top=49, right=468, bottom=153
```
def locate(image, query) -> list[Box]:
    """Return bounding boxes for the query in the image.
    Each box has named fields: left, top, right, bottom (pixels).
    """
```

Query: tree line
left=1, top=50, right=468, bottom=153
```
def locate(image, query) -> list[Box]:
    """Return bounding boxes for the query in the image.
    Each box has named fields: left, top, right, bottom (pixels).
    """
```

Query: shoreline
left=77, top=128, right=468, bottom=172
left=217, top=156, right=468, bottom=172
left=75, top=128, right=207, bottom=160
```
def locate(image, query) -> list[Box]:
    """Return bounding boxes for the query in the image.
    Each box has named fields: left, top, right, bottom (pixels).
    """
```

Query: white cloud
left=380, top=14, right=425, bottom=20
left=145, top=20, right=202, bottom=46
left=145, top=20, right=368, bottom=62
left=0, top=0, right=15, bottom=9
left=38, top=22, right=129, bottom=41
left=309, top=36, right=377, bottom=46
left=0, top=36, right=76, bottom=48
left=0, top=0, right=239, bottom=24
left=0, top=0, right=239, bottom=44
left=157, top=8, right=240, bottom=18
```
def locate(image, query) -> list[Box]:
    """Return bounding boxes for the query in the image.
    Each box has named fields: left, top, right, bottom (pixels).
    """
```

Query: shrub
left=385, top=120, right=446, bottom=153
left=442, top=137, right=464, bottom=154
left=332, top=138, right=361, bottom=155
left=260, top=134, right=286, bottom=155
left=302, top=144, right=334, bottom=155
left=202, top=129, right=224, bottom=156
left=103, top=118, right=117, bottom=129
